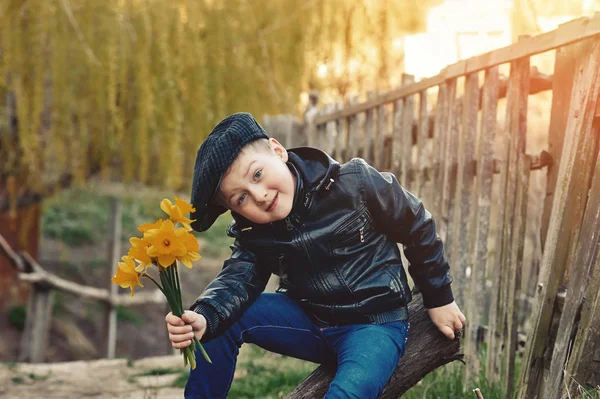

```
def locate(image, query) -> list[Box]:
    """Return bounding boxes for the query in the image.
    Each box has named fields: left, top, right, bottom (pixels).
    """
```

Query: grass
left=42, top=185, right=234, bottom=258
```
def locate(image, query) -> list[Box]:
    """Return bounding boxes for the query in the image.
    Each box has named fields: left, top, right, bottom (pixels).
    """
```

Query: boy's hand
left=165, top=310, right=207, bottom=349
left=427, top=301, right=466, bottom=340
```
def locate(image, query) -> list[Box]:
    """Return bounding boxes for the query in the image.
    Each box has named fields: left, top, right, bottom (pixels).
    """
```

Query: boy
left=166, top=113, right=465, bottom=398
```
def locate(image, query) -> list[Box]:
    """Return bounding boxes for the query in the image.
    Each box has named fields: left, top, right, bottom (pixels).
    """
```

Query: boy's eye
left=237, top=193, right=247, bottom=206
left=253, top=169, right=262, bottom=180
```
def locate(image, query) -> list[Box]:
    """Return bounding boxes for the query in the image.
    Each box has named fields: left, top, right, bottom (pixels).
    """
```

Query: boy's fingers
left=454, top=318, right=464, bottom=331
left=440, top=325, right=455, bottom=340
left=165, top=313, right=185, bottom=326
left=167, top=324, right=194, bottom=335
left=458, top=312, right=466, bottom=323
left=169, top=331, right=196, bottom=344
left=181, top=311, right=198, bottom=324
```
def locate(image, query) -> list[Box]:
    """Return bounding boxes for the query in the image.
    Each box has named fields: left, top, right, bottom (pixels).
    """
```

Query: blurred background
left=0, top=0, right=599, bottom=397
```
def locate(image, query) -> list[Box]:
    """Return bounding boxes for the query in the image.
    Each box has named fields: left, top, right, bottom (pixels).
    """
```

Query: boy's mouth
left=266, top=193, right=278, bottom=212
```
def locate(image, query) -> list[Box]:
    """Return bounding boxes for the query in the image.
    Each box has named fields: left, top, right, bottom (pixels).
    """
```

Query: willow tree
left=0, top=0, right=436, bottom=308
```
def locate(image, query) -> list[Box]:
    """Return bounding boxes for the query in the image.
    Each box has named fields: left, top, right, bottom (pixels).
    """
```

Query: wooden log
left=464, top=66, right=500, bottom=384
left=450, top=72, right=479, bottom=306
left=284, top=294, right=462, bottom=399
left=518, top=38, right=600, bottom=399
left=400, top=74, right=415, bottom=186
left=547, top=124, right=600, bottom=398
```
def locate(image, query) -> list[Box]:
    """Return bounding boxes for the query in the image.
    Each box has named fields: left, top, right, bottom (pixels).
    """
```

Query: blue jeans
left=185, top=293, right=409, bottom=399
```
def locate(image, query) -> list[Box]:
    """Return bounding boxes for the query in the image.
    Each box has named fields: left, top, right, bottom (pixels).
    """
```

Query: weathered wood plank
left=431, top=83, right=448, bottom=221
left=400, top=74, right=415, bottom=186
left=376, top=102, right=386, bottom=171
left=504, top=154, right=531, bottom=397
left=284, top=294, right=462, bottom=399
left=450, top=72, right=479, bottom=306
left=20, top=284, right=53, bottom=362
left=517, top=38, right=600, bottom=399
left=438, top=80, right=457, bottom=241
left=486, top=61, right=517, bottom=383
left=441, top=100, right=461, bottom=263
left=335, top=102, right=345, bottom=163
left=565, top=226, right=600, bottom=391
left=365, top=92, right=376, bottom=165
left=540, top=42, right=583, bottom=254
left=314, top=14, right=600, bottom=125
left=106, top=197, right=122, bottom=359
left=392, top=94, right=404, bottom=178
left=501, top=54, right=530, bottom=397
left=546, top=124, right=600, bottom=398
left=346, top=95, right=360, bottom=160
left=324, top=103, right=336, bottom=156
left=416, top=90, right=428, bottom=197
left=464, top=66, right=500, bottom=384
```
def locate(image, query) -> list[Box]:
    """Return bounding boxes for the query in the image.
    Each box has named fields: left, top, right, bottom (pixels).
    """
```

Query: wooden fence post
left=415, top=89, right=428, bottom=198
left=546, top=122, right=600, bottom=397
left=376, top=100, right=387, bottom=171
left=105, top=197, right=122, bottom=359
left=19, top=284, right=53, bottom=362
left=450, top=72, right=479, bottom=307
left=463, top=66, right=500, bottom=385
left=334, top=102, right=345, bottom=162
left=365, top=91, right=376, bottom=165
left=400, top=74, right=415, bottom=187
left=431, top=83, right=449, bottom=222
left=518, top=38, right=600, bottom=398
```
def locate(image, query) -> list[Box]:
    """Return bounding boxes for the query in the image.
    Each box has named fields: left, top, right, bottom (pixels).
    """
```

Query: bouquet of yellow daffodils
left=111, top=197, right=211, bottom=369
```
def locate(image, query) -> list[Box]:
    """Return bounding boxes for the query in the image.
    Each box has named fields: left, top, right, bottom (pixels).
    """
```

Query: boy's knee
left=328, top=365, right=385, bottom=399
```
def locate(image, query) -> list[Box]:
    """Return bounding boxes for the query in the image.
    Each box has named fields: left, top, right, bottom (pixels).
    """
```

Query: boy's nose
left=249, top=186, right=267, bottom=203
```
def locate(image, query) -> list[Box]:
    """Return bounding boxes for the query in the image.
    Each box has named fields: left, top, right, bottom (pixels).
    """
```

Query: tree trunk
left=285, top=293, right=462, bottom=398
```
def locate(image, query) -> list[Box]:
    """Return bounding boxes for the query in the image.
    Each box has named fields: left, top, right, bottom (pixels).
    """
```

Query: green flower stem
left=194, top=336, right=212, bottom=363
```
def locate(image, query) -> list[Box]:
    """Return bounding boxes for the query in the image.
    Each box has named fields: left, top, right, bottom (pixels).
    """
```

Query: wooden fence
left=0, top=197, right=166, bottom=363
left=264, top=14, right=600, bottom=398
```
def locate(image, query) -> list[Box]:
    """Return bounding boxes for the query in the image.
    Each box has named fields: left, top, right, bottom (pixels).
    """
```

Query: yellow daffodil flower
left=144, top=219, right=188, bottom=267
left=160, top=197, right=196, bottom=230
left=178, top=231, right=201, bottom=268
left=138, top=219, right=165, bottom=233
left=128, top=237, right=152, bottom=272
left=112, top=256, right=144, bottom=296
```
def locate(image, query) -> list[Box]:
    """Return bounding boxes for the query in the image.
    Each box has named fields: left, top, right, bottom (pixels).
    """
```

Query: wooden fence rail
left=264, top=13, right=600, bottom=398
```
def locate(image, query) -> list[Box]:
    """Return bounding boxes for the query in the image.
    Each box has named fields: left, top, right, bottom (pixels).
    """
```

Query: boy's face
left=218, top=138, right=296, bottom=224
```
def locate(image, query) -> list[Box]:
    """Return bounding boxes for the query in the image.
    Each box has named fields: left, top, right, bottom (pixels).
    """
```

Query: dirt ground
left=0, top=354, right=189, bottom=399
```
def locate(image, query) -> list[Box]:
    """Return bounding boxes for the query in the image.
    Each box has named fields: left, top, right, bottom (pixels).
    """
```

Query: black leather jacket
left=191, top=147, right=454, bottom=342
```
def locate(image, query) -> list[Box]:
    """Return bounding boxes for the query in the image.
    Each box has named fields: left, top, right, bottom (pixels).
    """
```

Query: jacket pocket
left=331, top=209, right=374, bottom=256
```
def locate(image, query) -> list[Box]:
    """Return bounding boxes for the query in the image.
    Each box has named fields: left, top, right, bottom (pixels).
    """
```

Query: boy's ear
left=269, top=138, right=288, bottom=162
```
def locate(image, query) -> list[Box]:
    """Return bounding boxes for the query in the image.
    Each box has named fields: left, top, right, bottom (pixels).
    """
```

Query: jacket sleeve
left=359, top=159, right=454, bottom=309
left=189, top=239, right=270, bottom=342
